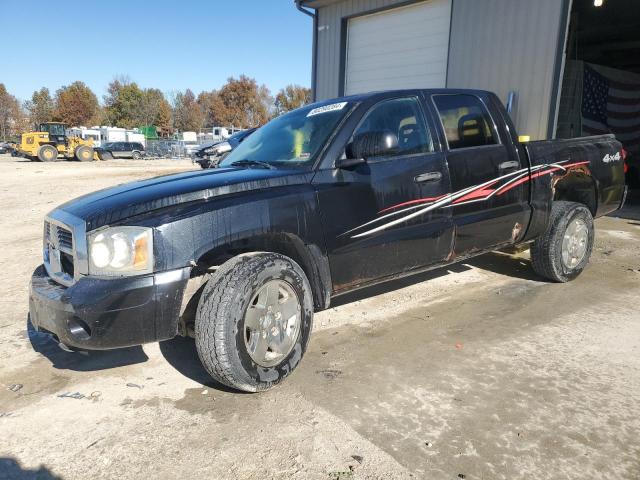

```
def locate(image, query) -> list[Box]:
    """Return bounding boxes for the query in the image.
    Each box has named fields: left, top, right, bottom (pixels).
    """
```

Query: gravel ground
left=0, top=154, right=638, bottom=480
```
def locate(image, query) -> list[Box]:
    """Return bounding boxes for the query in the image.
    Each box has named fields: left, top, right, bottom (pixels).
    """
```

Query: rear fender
left=522, top=167, right=597, bottom=242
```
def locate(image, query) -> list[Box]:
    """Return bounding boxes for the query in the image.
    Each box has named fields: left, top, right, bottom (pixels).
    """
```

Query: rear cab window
left=432, top=94, right=499, bottom=150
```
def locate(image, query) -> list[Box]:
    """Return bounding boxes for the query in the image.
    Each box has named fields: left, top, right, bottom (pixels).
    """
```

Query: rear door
left=315, top=94, right=453, bottom=291
left=123, top=143, right=134, bottom=158
left=112, top=142, right=126, bottom=158
left=430, top=93, right=530, bottom=253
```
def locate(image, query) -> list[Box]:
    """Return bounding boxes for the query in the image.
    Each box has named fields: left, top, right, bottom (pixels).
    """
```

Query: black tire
left=530, top=201, right=594, bottom=282
left=75, top=145, right=94, bottom=162
left=99, top=151, right=114, bottom=161
left=37, top=145, right=58, bottom=162
left=195, top=252, right=314, bottom=392
left=132, top=151, right=141, bottom=160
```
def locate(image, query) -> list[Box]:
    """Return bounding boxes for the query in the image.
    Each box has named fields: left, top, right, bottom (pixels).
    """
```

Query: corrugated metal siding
left=447, top=0, right=565, bottom=140
left=314, top=0, right=566, bottom=140
left=315, top=0, right=412, bottom=100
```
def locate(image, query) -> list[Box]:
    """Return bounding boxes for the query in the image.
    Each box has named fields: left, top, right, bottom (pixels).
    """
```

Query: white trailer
left=98, top=127, right=127, bottom=144
left=211, top=126, right=245, bottom=143
left=126, top=131, right=146, bottom=147
left=66, top=127, right=102, bottom=146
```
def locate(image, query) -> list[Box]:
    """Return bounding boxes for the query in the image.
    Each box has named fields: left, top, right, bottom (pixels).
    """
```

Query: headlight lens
left=204, top=142, right=231, bottom=155
left=88, top=227, right=153, bottom=276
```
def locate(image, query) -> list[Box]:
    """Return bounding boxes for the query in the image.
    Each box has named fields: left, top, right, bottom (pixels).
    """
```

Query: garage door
left=344, top=0, right=452, bottom=96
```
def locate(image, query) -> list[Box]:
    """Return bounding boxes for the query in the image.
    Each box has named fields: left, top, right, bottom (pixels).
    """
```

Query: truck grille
left=56, top=226, right=73, bottom=252
left=46, top=222, right=74, bottom=253
left=44, top=220, right=75, bottom=286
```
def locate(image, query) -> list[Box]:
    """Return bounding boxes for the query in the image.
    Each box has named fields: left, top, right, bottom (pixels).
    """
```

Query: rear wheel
left=37, top=145, right=58, bottom=162
left=75, top=145, right=94, bottom=162
left=132, top=151, right=141, bottom=160
left=195, top=253, right=314, bottom=392
left=530, top=201, right=594, bottom=282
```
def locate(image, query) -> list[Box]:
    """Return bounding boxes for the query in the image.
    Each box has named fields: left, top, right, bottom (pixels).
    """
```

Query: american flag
left=581, top=64, right=640, bottom=155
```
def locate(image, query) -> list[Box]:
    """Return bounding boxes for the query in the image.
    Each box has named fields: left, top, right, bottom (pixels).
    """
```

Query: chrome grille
left=56, top=226, right=73, bottom=252
left=44, top=219, right=75, bottom=286
left=43, top=210, right=88, bottom=287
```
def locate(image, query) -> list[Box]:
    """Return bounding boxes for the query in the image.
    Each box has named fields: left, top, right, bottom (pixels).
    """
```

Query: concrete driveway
left=0, top=155, right=638, bottom=479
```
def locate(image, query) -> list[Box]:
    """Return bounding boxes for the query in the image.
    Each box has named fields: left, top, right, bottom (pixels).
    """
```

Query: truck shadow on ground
left=0, top=458, right=62, bottom=480
left=466, top=251, right=543, bottom=282
left=331, top=251, right=541, bottom=308
left=609, top=191, right=640, bottom=221
left=27, top=318, right=148, bottom=372
left=159, top=336, right=247, bottom=394
left=158, top=252, right=544, bottom=390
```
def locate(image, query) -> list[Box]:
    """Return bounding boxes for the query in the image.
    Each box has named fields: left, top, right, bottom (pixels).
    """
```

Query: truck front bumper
left=29, top=265, right=190, bottom=350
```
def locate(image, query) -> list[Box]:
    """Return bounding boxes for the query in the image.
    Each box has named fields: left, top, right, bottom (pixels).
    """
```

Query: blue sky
left=2, top=0, right=313, bottom=102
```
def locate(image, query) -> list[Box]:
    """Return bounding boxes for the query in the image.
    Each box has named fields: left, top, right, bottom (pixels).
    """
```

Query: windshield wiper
left=230, top=159, right=275, bottom=170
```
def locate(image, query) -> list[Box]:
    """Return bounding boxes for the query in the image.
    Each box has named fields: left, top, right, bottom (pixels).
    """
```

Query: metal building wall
left=314, top=0, right=409, bottom=101
left=311, top=0, right=569, bottom=140
left=446, top=0, right=568, bottom=140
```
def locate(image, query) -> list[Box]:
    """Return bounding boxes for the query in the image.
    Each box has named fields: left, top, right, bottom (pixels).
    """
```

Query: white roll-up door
left=344, top=0, right=452, bottom=95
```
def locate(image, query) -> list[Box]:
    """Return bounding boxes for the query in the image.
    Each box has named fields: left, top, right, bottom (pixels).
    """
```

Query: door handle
left=499, top=161, right=519, bottom=170
left=414, top=171, right=442, bottom=183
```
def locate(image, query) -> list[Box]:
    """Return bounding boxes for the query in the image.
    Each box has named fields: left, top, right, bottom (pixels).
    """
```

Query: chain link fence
left=144, top=139, right=198, bottom=160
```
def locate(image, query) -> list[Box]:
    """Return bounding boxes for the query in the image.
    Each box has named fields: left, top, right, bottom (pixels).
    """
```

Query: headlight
left=88, top=227, right=153, bottom=276
left=204, top=142, right=232, bottom=155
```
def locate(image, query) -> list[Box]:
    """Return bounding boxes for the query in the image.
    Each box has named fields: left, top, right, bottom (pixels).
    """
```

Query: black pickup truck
left=29, top=89, right=627, bottom=392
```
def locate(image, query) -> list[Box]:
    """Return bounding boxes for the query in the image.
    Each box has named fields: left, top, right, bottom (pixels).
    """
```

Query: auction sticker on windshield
left=307, top=102, right=348, bottom=117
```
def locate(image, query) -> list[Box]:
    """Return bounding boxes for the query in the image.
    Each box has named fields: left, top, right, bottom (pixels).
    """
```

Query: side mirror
left=345, top=131, right=398, bottom=162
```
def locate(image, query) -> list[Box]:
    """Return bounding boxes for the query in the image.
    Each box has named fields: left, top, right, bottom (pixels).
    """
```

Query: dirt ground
left=0, top=154, right=638, bottom=480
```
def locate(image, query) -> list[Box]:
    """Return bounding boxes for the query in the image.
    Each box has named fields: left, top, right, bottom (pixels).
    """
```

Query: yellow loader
left=18, top=122, right=96, bottom=162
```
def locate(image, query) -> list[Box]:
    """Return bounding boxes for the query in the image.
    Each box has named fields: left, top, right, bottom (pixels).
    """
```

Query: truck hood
left=57, top=167, right=313, bottom=231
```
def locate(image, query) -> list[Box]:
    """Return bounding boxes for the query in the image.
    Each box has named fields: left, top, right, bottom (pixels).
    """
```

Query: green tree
left=104, top=79, right=144, bottom=128
left=104, top=79, right=172, bottom=130
left=0, top=84, right=23, bottom=140
left=54, top=81, right=99, bottom=126
left=274, top=85, right=312, bottom=116
left=156, top=99, right=173, bottom=136
left=24, top=87, right=54, bottom=126
left=197, top=90, right=222, bottom=128
left=204, top=76, right=272, bottom=128
left=172, top=89, right=204, bottom=132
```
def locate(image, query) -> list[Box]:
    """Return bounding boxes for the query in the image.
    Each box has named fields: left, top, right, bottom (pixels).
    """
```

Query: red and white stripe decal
left=345, top=160, right=589, bottom=239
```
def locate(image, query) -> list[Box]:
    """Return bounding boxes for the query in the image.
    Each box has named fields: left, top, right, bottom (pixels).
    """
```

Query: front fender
left=150, top=186, right=332, bottom=309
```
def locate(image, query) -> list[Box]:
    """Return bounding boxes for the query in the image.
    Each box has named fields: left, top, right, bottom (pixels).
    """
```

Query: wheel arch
left=552, top=170, right=597, bottom=216
left=195, top=232, right=332, bottom=311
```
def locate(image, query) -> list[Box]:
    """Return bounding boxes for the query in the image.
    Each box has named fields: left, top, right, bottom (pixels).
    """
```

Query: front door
left=315, top=95, right=453, bottom=292
left=431, top=93, right=530, bottom=254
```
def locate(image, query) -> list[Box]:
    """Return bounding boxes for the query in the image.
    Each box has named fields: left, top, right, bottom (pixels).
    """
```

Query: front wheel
left=530, top=201, right=594, bottom=282
left=195, top=253, right=314, bottom=392
left=132, top=151, right=141, bottom=160
left=75, top=145, right=94, bottom=162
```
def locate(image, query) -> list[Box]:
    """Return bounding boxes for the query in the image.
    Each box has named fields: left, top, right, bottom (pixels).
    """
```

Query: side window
left=433, top=94, right=498, bottom=150
left=353, top=97, right=432, bottom=157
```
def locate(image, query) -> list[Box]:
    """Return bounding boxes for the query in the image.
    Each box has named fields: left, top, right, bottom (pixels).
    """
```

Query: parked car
left=29, top=89, right=626, bottom=393
left=95, top=142, right=145, bottom=160
left=193, top=128, right=257, bottom=169
left=178, top=141, right=201, bottom=158
left=0, top=143, right=10, bottom=154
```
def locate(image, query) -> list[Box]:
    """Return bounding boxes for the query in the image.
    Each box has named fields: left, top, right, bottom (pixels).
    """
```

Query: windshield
left=102, top=143, right=114, bottom=149
left=40, top=124, right=65, bottom=136
left=219, top=102, right=350, bottom=168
